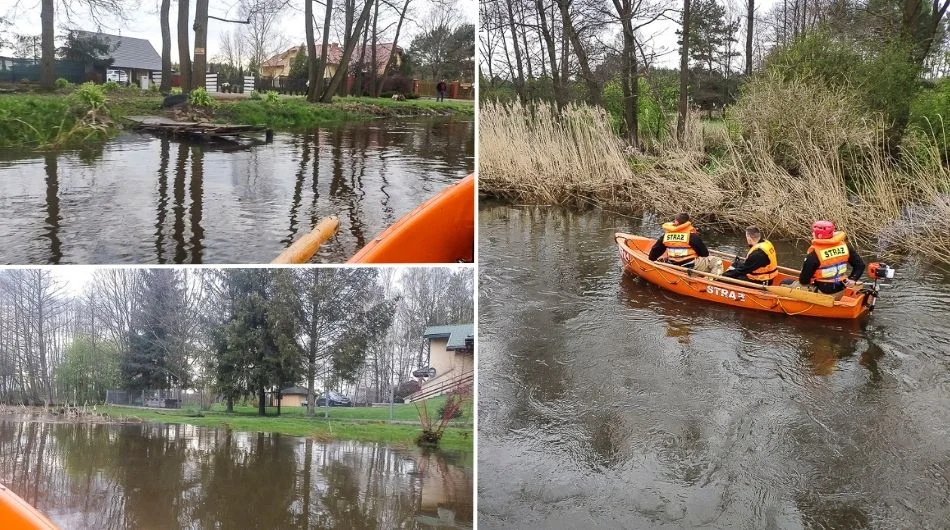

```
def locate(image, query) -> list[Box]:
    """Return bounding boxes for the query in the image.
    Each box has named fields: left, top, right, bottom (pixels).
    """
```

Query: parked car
left=305, top=391, right=352, bottom=407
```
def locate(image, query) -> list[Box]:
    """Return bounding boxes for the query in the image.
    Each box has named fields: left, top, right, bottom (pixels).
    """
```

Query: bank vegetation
left=479, top=0, right=950, bottom=264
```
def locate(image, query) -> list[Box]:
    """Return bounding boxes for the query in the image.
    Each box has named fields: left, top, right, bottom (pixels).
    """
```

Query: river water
left=0, top=418, right=472, bottom=529
left=0, top=118, right=473, bottom=264
left=478, top=204, right=950, bottom=529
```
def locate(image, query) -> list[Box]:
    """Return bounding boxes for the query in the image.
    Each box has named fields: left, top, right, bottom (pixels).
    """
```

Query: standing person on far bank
left=436, top=80, right=447, bottom=101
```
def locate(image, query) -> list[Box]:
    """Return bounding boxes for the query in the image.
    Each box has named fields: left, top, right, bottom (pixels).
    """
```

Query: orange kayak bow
left=347, top=174, right=475, bottom=263
left=0, top=484, right=58, bottom=530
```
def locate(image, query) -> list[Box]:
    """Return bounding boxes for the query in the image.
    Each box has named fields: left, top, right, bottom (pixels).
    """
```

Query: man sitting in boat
left=722, top=225, right=779, bottom=285
left=648, top=213, right=722, bottom=274
left=796, top=220, right=865, bottom=294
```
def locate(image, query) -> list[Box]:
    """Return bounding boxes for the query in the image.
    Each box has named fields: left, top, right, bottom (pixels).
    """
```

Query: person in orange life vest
left=798, top=220, right=865, bottom=294
left=722, top=225, right=780, bottom=285
left=648, top=213, right=722, bottom=273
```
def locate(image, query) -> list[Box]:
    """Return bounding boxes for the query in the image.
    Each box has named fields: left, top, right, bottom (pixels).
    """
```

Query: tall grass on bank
left=479, top=99, right=950, bottom=264
left=479, top=101, right=633, bottom=204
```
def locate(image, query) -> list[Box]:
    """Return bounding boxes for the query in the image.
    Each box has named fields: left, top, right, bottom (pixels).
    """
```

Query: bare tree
left=161, top=0, right=172, bottom=92
left=677, top=0, right=691, bottom=142
left=179, top=0, right=192, bottom=91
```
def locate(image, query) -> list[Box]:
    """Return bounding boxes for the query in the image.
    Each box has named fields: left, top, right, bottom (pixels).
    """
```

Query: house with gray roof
left=408, top=323, right=474, bottom=402
left=74, top=30, right=162, bottom=85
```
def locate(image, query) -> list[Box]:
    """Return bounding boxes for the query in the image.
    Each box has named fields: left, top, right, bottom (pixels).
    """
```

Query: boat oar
left=655, top=260, right=837, bottom=308
left=707, top=248, right=802, bottom=276
left=271, top=216, right=340, bottom=264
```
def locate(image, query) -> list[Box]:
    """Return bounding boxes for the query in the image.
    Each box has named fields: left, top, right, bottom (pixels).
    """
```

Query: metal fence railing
left=0, top=56, right=87, bottom=84
left=106, top=389, right=182, bottom=409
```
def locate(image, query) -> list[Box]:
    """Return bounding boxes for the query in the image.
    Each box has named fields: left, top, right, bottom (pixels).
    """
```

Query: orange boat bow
left=615, top=232, right=872, bottom=319
left=0, top=485, right=58, bottom=530
left=347, top=174, right=475, bottom=264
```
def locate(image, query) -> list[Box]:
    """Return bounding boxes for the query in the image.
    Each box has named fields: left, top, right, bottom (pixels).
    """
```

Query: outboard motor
left=862, top=262, right=896, bottom=309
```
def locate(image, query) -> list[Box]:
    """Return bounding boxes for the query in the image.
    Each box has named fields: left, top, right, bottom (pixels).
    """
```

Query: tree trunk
left=161, top=0, right=172, bottom=92
left=370, top=0, right=379, bottom=97
left=40, top=0, right=54, bottom=90
left=258, top=386, right=266, bottom=416
left=677, top=0, right=691, bottom=143
left=178, top=0, right=192, bottom=92
left=306, top=0, right=320, bottom=101
left=745, top=0, right=754, bottom=75
left=192, top=0, right=209, bottom=91
left=556, top=0, right=601, bottom=105
left=226, top=395, right=233, bottom=413
left=536, top=0, right=564, bottom=109
left=378, top=0, right=411, bottom=95
left=320, top=0, right=375, bottom=103
left=310, top=0, right=335, bottom=101
left=504, top=0, right=527, bottom=101
left=276, top=391, right=282, bottom=416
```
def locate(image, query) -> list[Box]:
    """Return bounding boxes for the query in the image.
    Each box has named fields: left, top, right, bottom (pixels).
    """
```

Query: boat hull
left=347, top=174, right=474, bottom=264
left=616, top=233, right=872, bottom=319
left=0, top=484, right=58, bottom=530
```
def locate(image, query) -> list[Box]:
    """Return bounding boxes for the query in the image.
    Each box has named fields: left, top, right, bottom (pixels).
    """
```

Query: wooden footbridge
left=123, top=116, right=273, bottom=148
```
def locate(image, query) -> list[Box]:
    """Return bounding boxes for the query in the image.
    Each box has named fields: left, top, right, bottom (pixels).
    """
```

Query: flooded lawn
left=0, top=118, right=473, bottom=264
left=0, top=417, right=472, bottom=529
left=478, top=204, right=950, bottom=529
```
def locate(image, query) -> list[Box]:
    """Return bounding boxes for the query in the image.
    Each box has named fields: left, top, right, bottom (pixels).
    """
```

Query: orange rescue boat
left=0, top=484, right=58, bottom=530
left=347, top=174, right=475, bottom=264
left=616, top=232, right=881, bottom=319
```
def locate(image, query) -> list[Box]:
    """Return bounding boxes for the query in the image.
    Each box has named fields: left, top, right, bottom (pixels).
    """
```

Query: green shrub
left=264, top=90, right=280, bottom=103
left=103, top=80, right=120, bottom=92
left=249, top=89, right=262, bottom=100
left=189, top=86, right=217, bottom=108
left=170, top=87, right=182, bottom=95
left=54, top=78, right=71, bottom=89
left=72, top=82, right=107, bottom=111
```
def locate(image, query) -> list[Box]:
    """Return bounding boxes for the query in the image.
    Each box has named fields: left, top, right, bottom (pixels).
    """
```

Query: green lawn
left=97, top=396, right=473, bottom=451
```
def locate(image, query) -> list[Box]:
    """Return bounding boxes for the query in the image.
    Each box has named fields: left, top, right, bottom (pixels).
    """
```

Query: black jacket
left=648, top=233, right=709, bottom=262
left=722, top=247, right=772, bottom=280
left=799, top=242, right=865, bottom=292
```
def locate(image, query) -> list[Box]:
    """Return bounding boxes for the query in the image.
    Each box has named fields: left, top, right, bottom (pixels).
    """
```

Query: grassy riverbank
left=0, top=87, right=473, bottom=149
left=96, top=397, right=473, bottom=450
left=480, top=98, right=950, bottom=264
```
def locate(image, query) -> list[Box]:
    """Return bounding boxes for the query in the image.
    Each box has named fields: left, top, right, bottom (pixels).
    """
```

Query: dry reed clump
left=478, top=100, right=635, bottom=205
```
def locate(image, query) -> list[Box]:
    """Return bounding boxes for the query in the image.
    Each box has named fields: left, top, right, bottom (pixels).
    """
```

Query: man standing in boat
left=648, top=213, right=722, bottom=274
left=722, top=226, right=779, bottom=285
left=795, top=220, right=865, bottom=294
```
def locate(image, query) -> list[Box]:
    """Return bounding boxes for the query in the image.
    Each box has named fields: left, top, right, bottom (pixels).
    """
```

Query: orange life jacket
left=808, top=231, right=850, bottom=284
left=661, top=221, right=698, bottom=265
left=746, top=240, right=779, bottom=283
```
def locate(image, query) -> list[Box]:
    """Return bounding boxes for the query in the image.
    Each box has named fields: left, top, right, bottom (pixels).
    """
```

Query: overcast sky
left=3, top=0, right=477, bottom=61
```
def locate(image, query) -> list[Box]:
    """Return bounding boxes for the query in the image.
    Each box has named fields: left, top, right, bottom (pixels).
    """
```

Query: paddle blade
left=766, top=285, right=836, bottom=307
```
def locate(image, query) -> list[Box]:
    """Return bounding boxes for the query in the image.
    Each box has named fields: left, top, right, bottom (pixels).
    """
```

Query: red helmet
left=812, top=220, right=835, bottom=239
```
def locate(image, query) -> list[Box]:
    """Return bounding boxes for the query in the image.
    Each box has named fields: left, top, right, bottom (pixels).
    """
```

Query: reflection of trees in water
left=0, top=421, right=471, bottom=529
left=160, top=142, right=206, bottom=264
left=43, top=153, right=62, bottom=264
left=191, top=430, right=298, bottom=529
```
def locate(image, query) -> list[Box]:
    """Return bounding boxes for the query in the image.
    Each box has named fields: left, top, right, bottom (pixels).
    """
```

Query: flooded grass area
left=477, top=203, right=950, bottom=529
left=0, top=418, right=473, bottom=529
left=95, top=400, right=474, bottom=450
left=0, top=118, right=473, bottom=264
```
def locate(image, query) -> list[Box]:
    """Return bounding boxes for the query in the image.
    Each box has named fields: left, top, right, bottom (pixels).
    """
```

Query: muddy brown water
left=0, top=118, right=473, bottom=264
left=0, top=418, right=472, bottom=529
left=478, top=204, right=950, bottom=529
